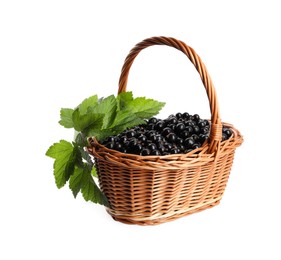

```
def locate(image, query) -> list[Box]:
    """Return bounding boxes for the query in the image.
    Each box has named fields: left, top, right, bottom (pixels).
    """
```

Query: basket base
left=107, top=200, right=221, bottom=226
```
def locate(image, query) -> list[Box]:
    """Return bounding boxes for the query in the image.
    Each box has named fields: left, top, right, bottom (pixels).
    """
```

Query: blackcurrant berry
left=224, top=128, right=232, bottom=138
left=178, top=144, right=185, bottom=151
left=180, top=130, right=190, bottom=139
left=164, top=143, right=173, bottom=151
left=184, top=138, right=195, bottom=148
left=148, top=117, right=158, bottom=124
left=133, top=143, right=143, bottom=153
left=168, top=117, right=177, bottom=125
left=158, top=145, right=165, bottom=153
left=193, top=114, right=200, bottom=122
left=201, top=126, right=210, bottom=135
left=193, top=125, right=200, bottom=133
left=182, top=112, right=189, bottom=119
left=175, top=123, right=185, bottom=133
left=185, top=121, right=195, bottom=127
left=148, top=143, right=157, bottom=151
left=176, top=112, right=183, bottom=119
left=129, top=138, right=138, bottom=149
left=140, top=148, right=150, bottom=156
left=147, top=123, right=155, bottom=130
left=126, top=130, right=136, bottom=138
left=170, top=148, right=180, bottom=154
left=105, top=142, right=115, bottom=149
left=145, top=131, right=155, bottom=140
left=192, top=143, right=200, bottom=149
left=167, top=133, right=177, bottom=143
left=151, top=134, right=162, bottom=143
left=162, top=127, right=172, bottom=137
left=198, top=134, right=208, bottom=143
left=106, top=136, right=115, bottom=143
left=114, top=142, right=122, bottom=151
left=120, top=136, right=128, bottom=144
left=176, top=137, right=184, bottom=144
left=168, top=124, right=176, bottom=131
left=191, top=134, right=199, bottom=142
left=138, top=134, right=147, bottom=143
left=119, top=147, right=127, bottom=153
left=198, top=120, right=206, bottom=128
left=222, top=133, right=228, bottom=141
left=155, top=120, right=165, bottom=131
left=186, top=126, right=193, bottom=134
left=151, top=149, right=161, bottom=156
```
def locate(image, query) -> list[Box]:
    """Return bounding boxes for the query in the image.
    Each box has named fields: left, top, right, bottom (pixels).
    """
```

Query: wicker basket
left=88, top=36, right=243, bottom=225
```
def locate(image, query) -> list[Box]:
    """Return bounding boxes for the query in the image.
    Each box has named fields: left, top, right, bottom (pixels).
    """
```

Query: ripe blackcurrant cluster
left=101, top=112, right=233, bottom=156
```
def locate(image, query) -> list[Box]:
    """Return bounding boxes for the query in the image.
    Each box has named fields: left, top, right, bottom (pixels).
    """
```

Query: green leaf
left=75, top=132, right=88, bottom=147
left=94, top=95, right=117, bottom=129
left=46, top=140, right=76, bottom=188
left=91, top=167, right=98, bottom=178
left=59, top=108, right=74, bottom=128
left=117, top=91, right=133, bottom=110
left=72, top=108, right=104, bottom=132
left=127, top=97, right=165, bottom=119
left=109, top=110, right=145, bottom=133
left=110, top=110, right=140, bottom=128
left=78, top=146, right=93, bottom=166
left=69, top=167, right=84, bottom=198
left=87, top=128, right=114, bottom=142
left=78, top=95, right=98, bottom=115
left=81, top=167, right=110, bottom=207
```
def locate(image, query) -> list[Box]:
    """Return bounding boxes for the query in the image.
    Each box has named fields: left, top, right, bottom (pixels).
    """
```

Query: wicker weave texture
left=89, top=37, right=243, bottom=225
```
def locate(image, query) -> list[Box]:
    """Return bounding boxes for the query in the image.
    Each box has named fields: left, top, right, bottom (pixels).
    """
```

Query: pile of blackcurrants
left=101, top=112, right=233, bottom=156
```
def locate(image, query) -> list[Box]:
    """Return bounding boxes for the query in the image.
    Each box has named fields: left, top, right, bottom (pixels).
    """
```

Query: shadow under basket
left=88, top=36, right=243, bottom=225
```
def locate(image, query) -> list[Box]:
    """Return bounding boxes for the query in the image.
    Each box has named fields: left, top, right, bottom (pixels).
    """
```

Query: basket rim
left=88, top=122, right=243, bottom=170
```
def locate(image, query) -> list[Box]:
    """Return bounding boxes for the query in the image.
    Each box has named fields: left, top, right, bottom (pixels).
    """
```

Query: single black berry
left=193, top=114, right=200, bottom=122
left=167, top=133, right=177, bottom=143
left=193, top=125, right=200, bottom=133
left=126, top=130, right=136, bottom=138
left=224, top=128, right=232, bottom=138
left=182, top=112, right=189, bottom=119
left=158, top=145, right=165, bottom=153
left=170, top=148, right=180, bottom=154
left=168, top=117, right=177, bottom=125
left=151, top=149, right=161, bottom=155
left=105, top=142, right=114, bottom=149
left=191, top=134, right=199, bottom=142
left=114, top=142, right=122, bottom=151
left=198, top=134, right=208, bottom=143
left=129, top=138, right=138, bottom=149
left=138, top=134, right=147, bottom=143
left=176, top=112, right=183, bottom=119
left=148, top=117, right=158, bottom=124
left=151, top=134, right=162, bottom=143
left=140, top=148, right=150, bottom=156
left=175, top=123, right=185, bottom=133
left=148, top=143, right=157, bottom=151
left=155, top=120, right=165, bottom=131
left=184, top=138, right=195, bottom=148
left=162, top=127, right=172, bottom=137
left=180, top=130, right=190, bottom=139
left=192, top=143, right=200, bottom=149
left=185, top=126, right=193, bottom=134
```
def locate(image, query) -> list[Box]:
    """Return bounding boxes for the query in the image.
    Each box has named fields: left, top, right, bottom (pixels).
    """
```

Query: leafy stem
left=46, top=91, right=165, bottom=206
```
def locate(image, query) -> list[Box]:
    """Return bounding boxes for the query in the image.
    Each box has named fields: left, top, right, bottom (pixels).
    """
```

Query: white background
left=1, top=0, right=280, bottom=259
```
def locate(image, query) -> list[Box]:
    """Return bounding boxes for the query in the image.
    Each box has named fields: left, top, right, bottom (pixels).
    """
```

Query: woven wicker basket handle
left=118, top=36, right=222, bottom=154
